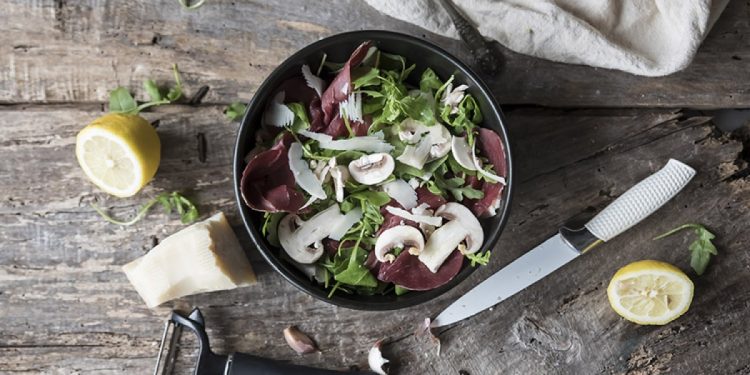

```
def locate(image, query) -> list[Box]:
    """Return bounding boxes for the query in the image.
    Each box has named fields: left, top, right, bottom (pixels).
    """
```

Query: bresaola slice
left=415, top=186, right=447, bottom=210
left=465, top=129, right=508, bottom=217
left=320, top=41, right=372, bottom=125
left=240, top=134, right=305, bottom=213
left=376, top=250, right=464, bottom=291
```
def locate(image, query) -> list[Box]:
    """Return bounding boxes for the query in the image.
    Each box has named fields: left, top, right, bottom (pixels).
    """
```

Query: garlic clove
left=368, top=339, right=390, bottom=375
left=283, top=325, right=318, bottom=354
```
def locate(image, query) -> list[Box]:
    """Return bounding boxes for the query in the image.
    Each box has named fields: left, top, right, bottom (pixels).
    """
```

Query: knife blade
left=432, top=159, right=697, bottom=328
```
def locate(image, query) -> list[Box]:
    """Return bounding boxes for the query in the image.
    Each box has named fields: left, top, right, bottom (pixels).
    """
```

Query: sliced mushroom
left=412, top=203, right=437, bottom=236
left=419, top=203, right=484, bottom=272
left=348, top=153, right=395, bottom=185
left=451, top=136, right=477, bottom=171
left=429, top=125, right=452, bottom=160
left=278, top=204, right=343, bottom=264
left=441, top=83, right=469, bottom=115
left=375, top=225, right=424, bottom=263
left=396, top=121, right=451, bottom=169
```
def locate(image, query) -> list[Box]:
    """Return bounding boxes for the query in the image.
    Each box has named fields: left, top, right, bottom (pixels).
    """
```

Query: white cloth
left=364, top=0, right=729, bottom=76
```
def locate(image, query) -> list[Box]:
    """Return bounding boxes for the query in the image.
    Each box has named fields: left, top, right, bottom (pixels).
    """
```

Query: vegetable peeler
left=154, top=308, right=374, bottom=375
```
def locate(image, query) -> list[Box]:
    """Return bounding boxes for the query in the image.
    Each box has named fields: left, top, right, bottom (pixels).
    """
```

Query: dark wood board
left=0, top=0, right=748, bottom=108
left=1, top=105, right=749, bottom=374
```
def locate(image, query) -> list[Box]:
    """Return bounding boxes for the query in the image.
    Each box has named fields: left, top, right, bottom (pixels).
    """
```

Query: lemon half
left=607, top=260, right=693, bottom=325
left=75, top=113, right=160, bottom=197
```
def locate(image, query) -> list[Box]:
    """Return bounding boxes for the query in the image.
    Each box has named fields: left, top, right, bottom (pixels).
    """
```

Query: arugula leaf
left=165, top=64, right=184, bottom=102
left=654, top=223, right=718, bottom=275
left=466, top=251, right=491, bottom=267
left=419, top=68, right=443, bottom=92
left=143, top=79, right=164, bottom=102
left=92, top=191, right=200, bottom=226
left=108, top=64, right=184, bottom=114
left=347, top=190, right=391, bottom=207
left=401, top=91, right=436, bottom=125
left=108, top=87, right=138, bottom=114
left=333, top=246, right=378, bottom=288
left=286, top=102, right=311, bottom=132
left=261, top=212, right=284, bottom=247
left=352, top=67, right=381, bottom=89
left=225, top=102, right=247, bottom=121
left=395, top=285, right=410, bottom=295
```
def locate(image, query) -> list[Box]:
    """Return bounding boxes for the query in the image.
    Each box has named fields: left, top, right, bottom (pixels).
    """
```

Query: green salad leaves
left=654, top=223, right=718, bottom=275
left=109, top=64, right=184, bottom=114
left=93, top=191, right=199, bottom=226
left=254, top=46, right=499, bottom=297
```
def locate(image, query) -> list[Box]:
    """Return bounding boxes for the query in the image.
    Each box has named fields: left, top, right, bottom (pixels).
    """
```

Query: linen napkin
left=364, top=0, right=729, bottom=76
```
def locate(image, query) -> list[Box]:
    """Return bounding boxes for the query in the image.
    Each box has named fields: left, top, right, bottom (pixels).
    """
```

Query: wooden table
left=2, top=1, right=749, bottom=374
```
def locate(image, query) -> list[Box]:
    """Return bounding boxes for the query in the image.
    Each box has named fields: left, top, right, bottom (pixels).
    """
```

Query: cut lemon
left=607, top=260, right=693, bottom=325
left=75, top=113, right=160, bottom=197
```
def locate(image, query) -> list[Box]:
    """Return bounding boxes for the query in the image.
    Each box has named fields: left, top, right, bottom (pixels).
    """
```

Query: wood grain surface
left=2, top=0, right=750, bottom=374
left=0, top=0, right=748, bottom=108
left=2, top=104, right=749, bottom=374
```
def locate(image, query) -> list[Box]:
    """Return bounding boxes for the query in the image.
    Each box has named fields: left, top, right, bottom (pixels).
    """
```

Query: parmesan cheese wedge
left=123, top=212, right=256, bottom=308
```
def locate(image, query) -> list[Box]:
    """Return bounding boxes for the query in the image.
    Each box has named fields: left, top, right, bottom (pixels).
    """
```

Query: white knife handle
left=585, top=159, right=696, bottom=242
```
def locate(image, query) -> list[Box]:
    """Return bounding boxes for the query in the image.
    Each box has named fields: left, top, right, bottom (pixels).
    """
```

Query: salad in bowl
left=239, top=40, right=508, bottom=300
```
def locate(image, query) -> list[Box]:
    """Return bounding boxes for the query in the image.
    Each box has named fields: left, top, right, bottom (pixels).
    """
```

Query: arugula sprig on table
left=109, top=64, right=184, bottom=114
left=92, top=192, right=199, bottom=226
left=225, top=102, right=247, bottom=121
left=654, top=223, right=718, bottom=275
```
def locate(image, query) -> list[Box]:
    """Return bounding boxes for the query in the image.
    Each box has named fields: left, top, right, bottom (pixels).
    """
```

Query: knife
left=431, top=159, right=696, bottom=328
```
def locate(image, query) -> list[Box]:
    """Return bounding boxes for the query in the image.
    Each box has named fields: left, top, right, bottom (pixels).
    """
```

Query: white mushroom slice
left=419, top=202, right=484, bottom=272
left=398, top=118, right=430, bottom=144
left=408, top=178, right=420, bottom=189
left=396, top=122, right=451, bottom=169
left=412, top=203, right=436, bottom=236
left=329, top=208, right=363, bottom=241
left=435, top=203, right=483, bottom=254
left=428, top=126, right=452, bottom=160
left=441, top=83, right=469, bottom=114
left=368, top=340, right=389, bottom=375
left=299, top=130, right=393, bottom=153
left=396, top=140, right=433, bottom=169
left=451, top=136, right=477, bottom=171
left=385, top=206, right=442, bottom=227
left=288, top=142, right=327, bottom=200
left=348, top=153, right=395, bottom=185
left=472, top=144, right=507, bottom=185
left=264, top=92, right=295, bottom=127
left=278, top=204, right=343, bottom=264
left=375, top=225, right=424, bottom=263
left=301, top=64, right=325, bottom=98
left=339, top=92, right=363, bottom=123
left=383, top=179, right=418, bottom=210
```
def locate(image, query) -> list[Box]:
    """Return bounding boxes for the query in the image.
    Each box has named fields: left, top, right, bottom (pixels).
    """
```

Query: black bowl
left=233, top=30, right=513, bottom=310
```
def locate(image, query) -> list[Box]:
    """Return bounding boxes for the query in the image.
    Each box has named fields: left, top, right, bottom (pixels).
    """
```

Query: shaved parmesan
left=329, top=208, right=363, bottom=241
left=383, top=179, right=418, bottom=210
left=301, top=64, right=325, bottom=98
left=339, top=93, right=363, bottom=123
left=472, top=144, right=507, bottom=185
left=451, top=136, right=477, bottom=171
left=265, top=92, right=295, bottom=127
left=299, top=129, right=393, bottom=153
left=288, top=142, right=327, bottom=199
left=385, top=206, right=442, bottom=227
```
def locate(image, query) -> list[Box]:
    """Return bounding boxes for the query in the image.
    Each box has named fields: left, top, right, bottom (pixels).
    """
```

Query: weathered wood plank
left=1, top=0, right=748, bottom=108
left=1, top=105, right=748, bottom=374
